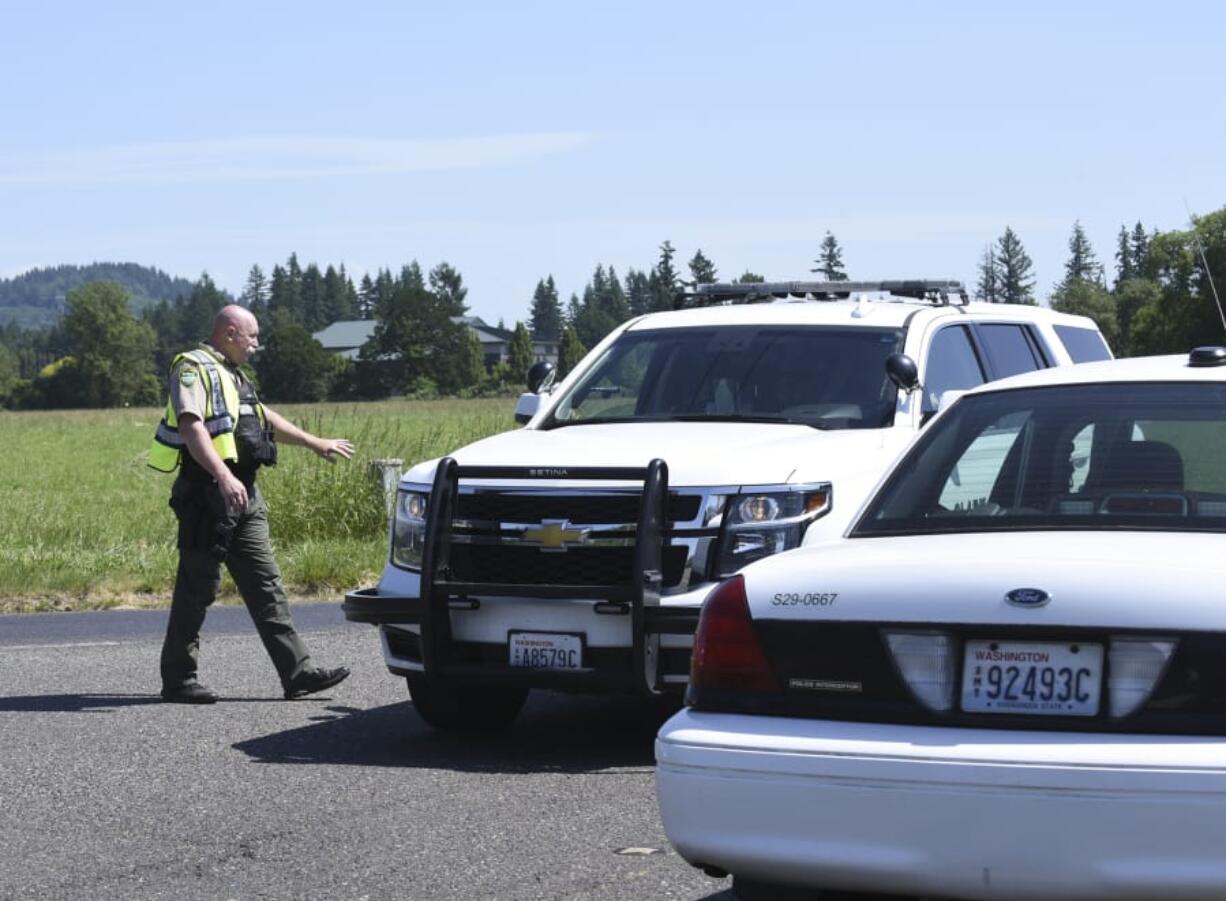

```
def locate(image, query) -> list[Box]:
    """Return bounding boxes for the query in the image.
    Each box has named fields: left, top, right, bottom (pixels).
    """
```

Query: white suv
left=344, top=280, right=1110, bottom=731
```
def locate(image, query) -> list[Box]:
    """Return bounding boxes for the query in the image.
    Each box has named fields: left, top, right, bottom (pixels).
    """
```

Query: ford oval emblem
left=1006, top=588, right=1051, bottom=608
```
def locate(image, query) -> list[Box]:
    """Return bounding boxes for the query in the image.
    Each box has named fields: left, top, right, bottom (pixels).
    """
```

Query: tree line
left=1, top=204, right=1224, bottom=411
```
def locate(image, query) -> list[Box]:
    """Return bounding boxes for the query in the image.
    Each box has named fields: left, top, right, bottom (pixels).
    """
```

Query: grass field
left=0, top=398, right=515, bottom=613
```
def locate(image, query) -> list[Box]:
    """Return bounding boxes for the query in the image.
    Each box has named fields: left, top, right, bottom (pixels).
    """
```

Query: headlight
left=715, top=484, right=830, bottom=577
left=391, top=490, right=429, bottom=570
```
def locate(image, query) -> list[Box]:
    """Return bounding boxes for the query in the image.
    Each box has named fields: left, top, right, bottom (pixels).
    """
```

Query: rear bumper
left=655, top=710, right=1226, bottom=900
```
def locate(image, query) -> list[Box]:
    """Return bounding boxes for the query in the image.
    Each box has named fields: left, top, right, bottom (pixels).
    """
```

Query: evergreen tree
left=284, top=253, right=303, bottom=319
left=166, top=273, right=228, bottom=363
left=687, top=249, right=718, bottom=286
left=321, top=264, right=354, bottom=324
left=374, top=268, right=396, bottom=317
left=653, top=240, right=681, bottom=310
left=1114, top=225, right=1135, bottom=287
left=600, top=266, right=630, bottom=323
left=529, top=276, right=563, bottom=339
left=456, top=328, right=487, bottom=393
left=428, top=262, right=468, bottom=315
left=996, top=227, right=1036, bottom=305
left=625, top=268, right=654, bottom=317
left=566, top=292, right=582, bottom=325
left=557, top=325, right=587, bottom=377
left=358, top=274, right=377, bottom=320
left=268, top=264, right=289, bottom=314
left=572, top=264, right=631, bottom=347
left=811, top=231, right=848, bottom=281
left=1131, top=221, right=1152, bottom=276
left=1062, top=220, right=1104, bottom=287
left=507, top=321, right=536, bottom=382
left=734, top=271, right=765, bottom=284
left=241, top=264, right=268, bottom=314
left=59, top=281, right=156, bottom=407
left=975, top=243, right=1001, bottom=302
left=299, top=263, right=325, bottom=331
left=399, top=262, right=424, bottom=291
left=338, top=264, right=359, bottom=318
left=366, top=260, right=471, bottom=395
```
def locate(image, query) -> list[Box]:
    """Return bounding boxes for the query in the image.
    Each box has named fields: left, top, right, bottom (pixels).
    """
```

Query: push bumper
left=655, top=710, right=1226, bottom=900
left=342, top=587, right=422, bottom=624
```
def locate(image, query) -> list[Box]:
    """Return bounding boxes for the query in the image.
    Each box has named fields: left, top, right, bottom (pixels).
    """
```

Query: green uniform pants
left=160, top=477, right=311, bottom=691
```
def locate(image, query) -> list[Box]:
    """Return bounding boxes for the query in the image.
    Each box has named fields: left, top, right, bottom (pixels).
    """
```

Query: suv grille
left=456, top=492, right=700, bottom=525
left=448, top=543, right=689, bottom=587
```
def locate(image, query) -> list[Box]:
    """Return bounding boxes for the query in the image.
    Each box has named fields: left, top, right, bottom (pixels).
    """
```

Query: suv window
left=923, top=325, right=986, bottom=414
left=1055, top=324, right=1112, bottom=362
left=978, top=323, right=1047, bottom=378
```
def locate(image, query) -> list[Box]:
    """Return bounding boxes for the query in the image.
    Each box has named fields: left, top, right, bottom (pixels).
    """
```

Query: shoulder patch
left=179, top=369, right=198, bottom=387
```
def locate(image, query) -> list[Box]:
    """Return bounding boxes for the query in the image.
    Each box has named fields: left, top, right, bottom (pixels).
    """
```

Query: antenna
left=1184, top=200, right=1226, bottom=338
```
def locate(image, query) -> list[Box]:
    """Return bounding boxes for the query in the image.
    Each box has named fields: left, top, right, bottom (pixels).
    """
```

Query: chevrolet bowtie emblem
left=522, top=519, right=590, bottom=551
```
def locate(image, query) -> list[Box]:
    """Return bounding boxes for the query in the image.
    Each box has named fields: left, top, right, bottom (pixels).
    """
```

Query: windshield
left=854, top=381, right=1226, bottom=536
left=543, top=325, right=904, bottom=430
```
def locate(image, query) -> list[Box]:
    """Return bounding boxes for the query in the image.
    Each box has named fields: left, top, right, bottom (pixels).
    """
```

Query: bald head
left=210, top=305, right=261, bottom=365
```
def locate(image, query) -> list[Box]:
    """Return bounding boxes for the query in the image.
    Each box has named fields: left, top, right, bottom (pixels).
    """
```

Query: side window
left=977, top=323, right=1046, bottom=378
left=1054, top=325, right=1112, bottom=362
left=923, top=326, right=986, bottom=414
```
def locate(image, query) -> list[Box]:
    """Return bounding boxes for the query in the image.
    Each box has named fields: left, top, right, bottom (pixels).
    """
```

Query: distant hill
left=0, top=263, right=202, bottom=329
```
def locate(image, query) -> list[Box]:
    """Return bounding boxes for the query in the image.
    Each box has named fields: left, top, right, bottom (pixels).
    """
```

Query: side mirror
left=514, top=393, right=542, bottom=425
left=527, top=361, right=556, bottom=394
left=885, top=353, right=919, bottom=392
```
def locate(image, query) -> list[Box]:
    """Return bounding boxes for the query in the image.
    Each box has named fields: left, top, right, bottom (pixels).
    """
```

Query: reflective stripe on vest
left=148, top=349, right=241, bottom=473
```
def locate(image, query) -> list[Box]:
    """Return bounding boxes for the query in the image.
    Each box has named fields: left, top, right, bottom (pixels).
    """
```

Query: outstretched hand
left=314, top=438, right=355, bottom=462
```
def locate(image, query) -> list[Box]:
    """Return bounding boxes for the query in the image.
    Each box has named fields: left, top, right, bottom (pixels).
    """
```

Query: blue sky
left=2, top=1, right=1223, bottom=325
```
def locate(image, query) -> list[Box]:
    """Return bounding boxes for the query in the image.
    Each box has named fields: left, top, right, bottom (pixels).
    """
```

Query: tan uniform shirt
left=169, top=343, right=242, bottom=421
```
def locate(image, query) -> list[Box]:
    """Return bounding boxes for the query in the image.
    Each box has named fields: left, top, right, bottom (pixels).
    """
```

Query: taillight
left=688, top=575, right=778, bottom=695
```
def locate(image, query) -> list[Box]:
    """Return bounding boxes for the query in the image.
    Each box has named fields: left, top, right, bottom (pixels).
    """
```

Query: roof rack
left=684, top=279, right=969, bottom=307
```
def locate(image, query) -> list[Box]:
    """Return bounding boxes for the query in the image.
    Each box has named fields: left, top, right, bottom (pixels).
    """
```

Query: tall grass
left=0, top=398, right=514, bottom=611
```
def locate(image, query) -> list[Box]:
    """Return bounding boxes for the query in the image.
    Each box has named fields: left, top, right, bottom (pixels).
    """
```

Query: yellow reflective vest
left=148, top=348, right=241, bottom=473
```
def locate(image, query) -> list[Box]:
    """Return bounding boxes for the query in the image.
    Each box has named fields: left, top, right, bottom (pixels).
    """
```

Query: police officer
left=150, top=305, right=354, bottom=704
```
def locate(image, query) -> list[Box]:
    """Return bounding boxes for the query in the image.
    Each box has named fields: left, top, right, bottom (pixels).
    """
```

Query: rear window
left=854, top=381, right=1226, bottom=536
left=1054, top=325, right=1112, bottom=363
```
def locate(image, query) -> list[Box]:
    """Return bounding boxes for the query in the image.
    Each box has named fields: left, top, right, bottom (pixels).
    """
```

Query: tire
left=405, top=674, right=529, bottom=733
left=733, top=875, right=909, bottom=900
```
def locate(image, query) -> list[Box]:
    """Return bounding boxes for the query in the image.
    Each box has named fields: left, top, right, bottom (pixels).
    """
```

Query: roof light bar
left=685, top=279, right=969, bottom=307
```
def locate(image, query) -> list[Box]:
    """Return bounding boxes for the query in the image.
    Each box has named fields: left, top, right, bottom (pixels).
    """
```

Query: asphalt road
left=0, top=602, right=735, bottom=901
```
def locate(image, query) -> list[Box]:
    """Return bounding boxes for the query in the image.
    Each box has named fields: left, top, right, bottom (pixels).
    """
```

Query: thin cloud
left=0, top=133, right=596, bottom=187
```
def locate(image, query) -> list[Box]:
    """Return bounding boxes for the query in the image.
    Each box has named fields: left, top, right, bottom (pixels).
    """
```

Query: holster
left=170, top=478, right=239, bottom=562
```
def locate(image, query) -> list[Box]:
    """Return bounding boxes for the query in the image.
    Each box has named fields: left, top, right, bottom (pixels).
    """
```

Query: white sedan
left=656, top=348, right=1226, bottom=900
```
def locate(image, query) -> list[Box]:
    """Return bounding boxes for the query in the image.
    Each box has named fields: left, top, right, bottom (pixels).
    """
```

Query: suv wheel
left=405, top=675, right=528, bottom=732
left=733, top=875, right=909, bottom=900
